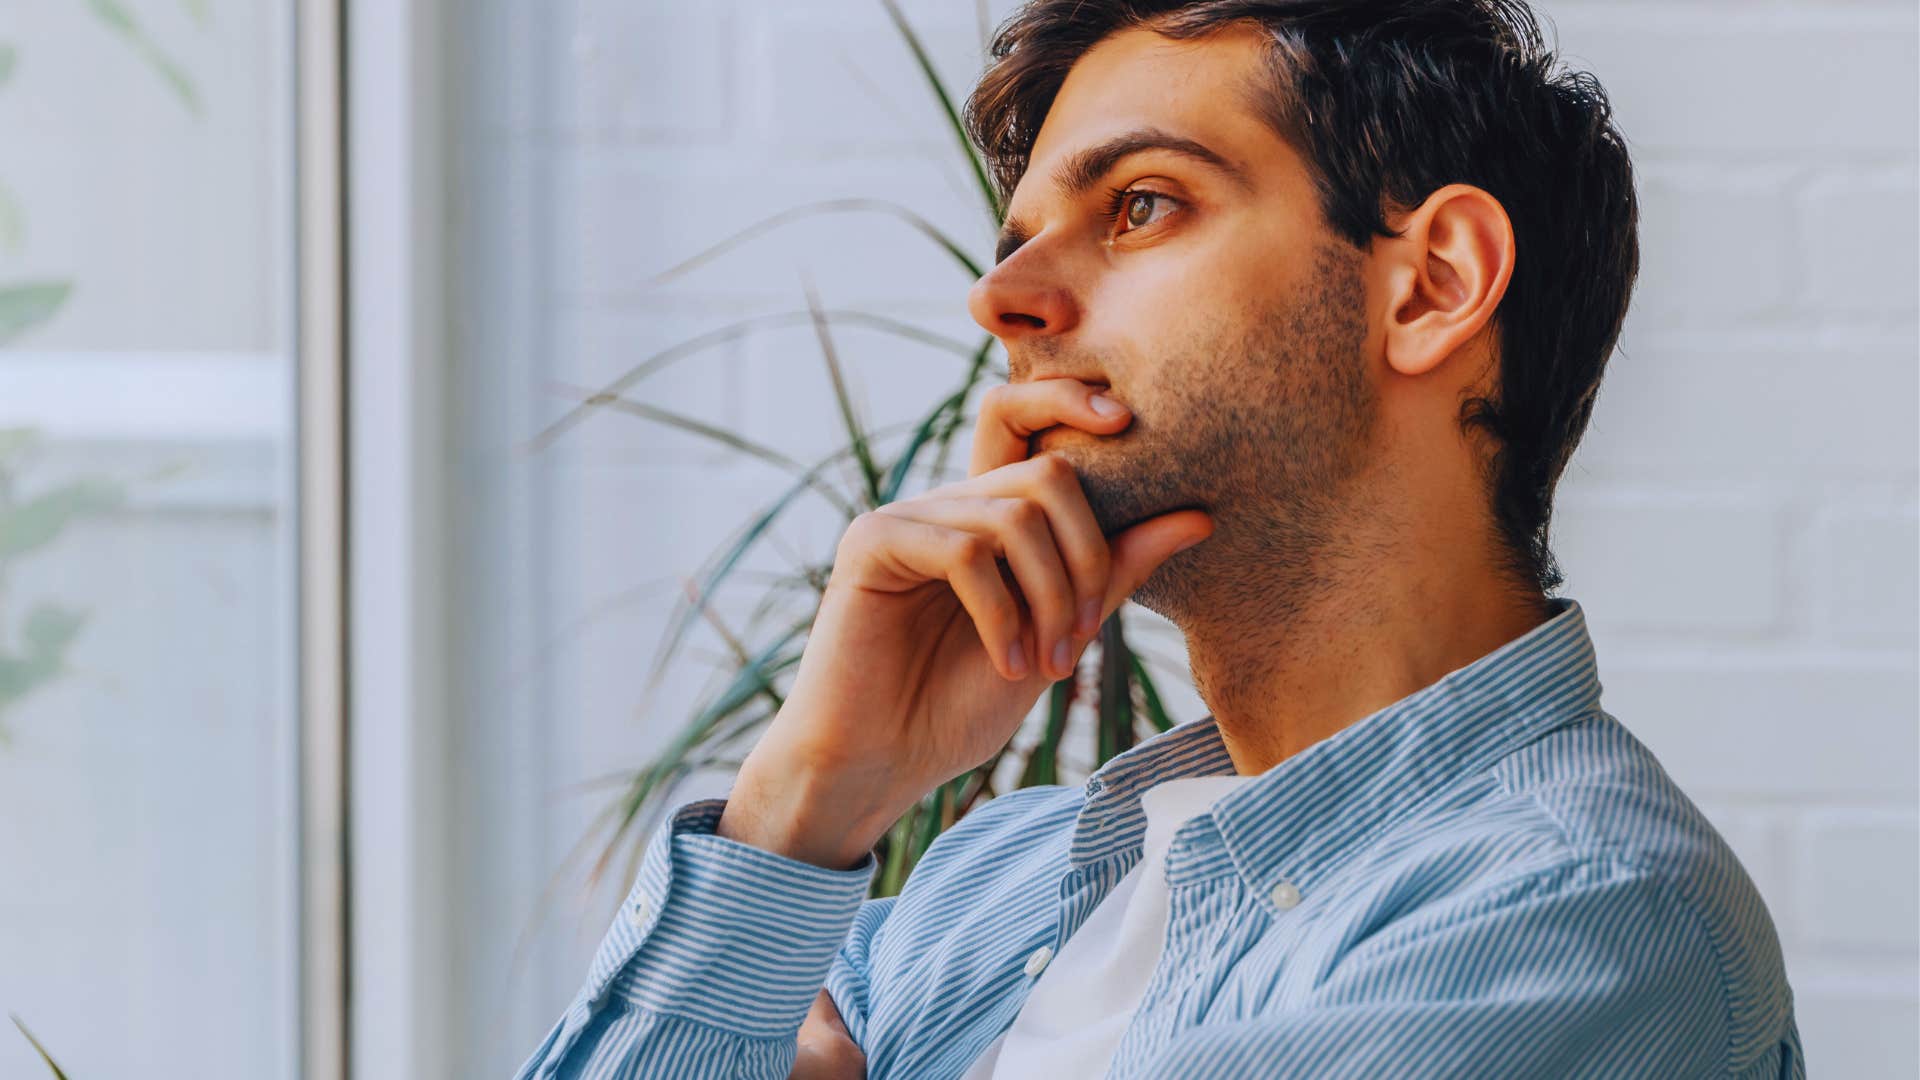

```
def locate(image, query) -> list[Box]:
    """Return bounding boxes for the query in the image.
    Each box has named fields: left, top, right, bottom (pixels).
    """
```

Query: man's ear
left=1377, top=184, right=1515, bottom=379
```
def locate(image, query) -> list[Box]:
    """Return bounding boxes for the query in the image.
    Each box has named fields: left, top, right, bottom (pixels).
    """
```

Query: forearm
left=513, top=797, right=878, bottom=1080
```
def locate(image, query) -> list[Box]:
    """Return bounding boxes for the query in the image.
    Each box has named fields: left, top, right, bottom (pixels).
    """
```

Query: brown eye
left=1114, top=190, right=1179, bottom=234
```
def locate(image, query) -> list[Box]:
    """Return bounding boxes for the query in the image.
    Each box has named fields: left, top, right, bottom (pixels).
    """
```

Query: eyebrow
left=993, top=127, right=1252, bottom=264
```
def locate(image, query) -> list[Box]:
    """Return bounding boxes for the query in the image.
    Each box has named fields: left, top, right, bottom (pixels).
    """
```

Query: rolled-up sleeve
left=513, top=796, right=882, bottom=1080
left=1144, top=857, right=1800, bottom=1080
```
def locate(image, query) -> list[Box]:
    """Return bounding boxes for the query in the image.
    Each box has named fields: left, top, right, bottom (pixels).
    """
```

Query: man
left=516, top=1, right=1804, bottom=1077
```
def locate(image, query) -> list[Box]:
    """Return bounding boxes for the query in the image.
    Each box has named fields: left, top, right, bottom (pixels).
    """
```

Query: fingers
left=839, top=513, right=1034, bottom=681
left=888, top=451, right=1120, bottom=676
left=1099, top=509, right=1215, bottom=619
left=852, top=375, right=1215, bottom=684
left=839, top=503, right=1214, bottom=684
left=968, top=378, right=1132, bottom=478
left=945, top=453, right=1112, bottom=630
left=877, top=492, right=1080, bottom=681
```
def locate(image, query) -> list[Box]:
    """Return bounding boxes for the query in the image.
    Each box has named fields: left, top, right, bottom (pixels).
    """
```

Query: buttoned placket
left=1027, top=774, right=1146, bottom=1000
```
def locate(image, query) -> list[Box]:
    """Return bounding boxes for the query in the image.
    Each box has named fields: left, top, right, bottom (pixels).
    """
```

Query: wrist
left=718, top=756, right=899, bottom=871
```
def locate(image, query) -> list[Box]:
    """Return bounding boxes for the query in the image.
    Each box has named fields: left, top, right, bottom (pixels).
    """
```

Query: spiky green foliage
left=550, top=0, right=1191, bottom=900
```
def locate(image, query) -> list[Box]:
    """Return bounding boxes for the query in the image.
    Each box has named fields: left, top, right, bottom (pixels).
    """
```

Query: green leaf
left=881, top=335, right=994, bottom=504
left=878, top=0, right=1003, bottom=224
left=524, top=308, right=984, bottom=456
left=550, top=383, right=858, bottom=518
left=1019, top=680, right=1075, bottom=788
left=10, top=1014, right=70, bottom=1079
left=881, top=384, right=967, bottom=505
left=801, top=275, right=883, bottom=508
left=0, top=282, right=73, bottom=344
left=648, top=198, right=984, bottom=286
left=738, top=569, right=826, bottom=637
left=22, top=606, right=86, bottom=658
left=0, top=605, right=86, bottom=716
left=593, top=629, right=807, bottom=887
left=84, top=0, right=203, bottom=116
left=954, top=748, right=1008, bottom=816
left=638, top=462, right=836, bottom=702
left=632, top=412, right=952, bottom=705
left=877, top=808, right=916, bottom=896
left=698, top=704, right=785, bottom=760
left=0, top=43, right=17, bottom=89
left=926, top=335, right=996, bottom=484
left=1097, top=617, right=1135, bottom=764
left=881, top=776, right=961, bottom=894
left=182, top=0, right=212, bottom=28
left=1130, top=650, right=1175, bottom=733
left=0, top=478, right=125, bottom=560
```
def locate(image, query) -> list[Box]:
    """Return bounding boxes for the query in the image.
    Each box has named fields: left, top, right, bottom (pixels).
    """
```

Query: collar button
left=1024, top=944, right=1054, bottom=977
left=1270, top=880, right=1301, bottom=910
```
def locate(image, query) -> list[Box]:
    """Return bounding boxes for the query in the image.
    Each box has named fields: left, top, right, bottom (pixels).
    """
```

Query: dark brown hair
left=964, top=0, right=1639, bottom=596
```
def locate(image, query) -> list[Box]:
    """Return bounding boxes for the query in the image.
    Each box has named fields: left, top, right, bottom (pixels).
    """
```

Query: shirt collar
left=1068, top=596, right=1603, bottom=901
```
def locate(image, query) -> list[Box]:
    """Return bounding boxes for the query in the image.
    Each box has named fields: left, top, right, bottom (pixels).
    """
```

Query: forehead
left=1021, top=22, right=1300, bottom=198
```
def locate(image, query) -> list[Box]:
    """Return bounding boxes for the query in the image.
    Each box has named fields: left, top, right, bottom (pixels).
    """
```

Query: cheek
left=1130, top=306, right=1251, bottom=410
left=1089, top=233, right=1288, bottom=404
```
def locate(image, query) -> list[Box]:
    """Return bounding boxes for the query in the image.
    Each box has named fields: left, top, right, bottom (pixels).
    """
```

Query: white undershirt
left=959, top=773, right=1255, bottom=1079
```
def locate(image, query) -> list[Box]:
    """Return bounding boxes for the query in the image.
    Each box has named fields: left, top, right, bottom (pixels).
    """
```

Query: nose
left=967, top=253, right=1081, bottom=344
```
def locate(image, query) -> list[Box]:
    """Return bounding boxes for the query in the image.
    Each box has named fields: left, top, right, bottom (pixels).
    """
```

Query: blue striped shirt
left=515, top=596, right=1805, bottom=1078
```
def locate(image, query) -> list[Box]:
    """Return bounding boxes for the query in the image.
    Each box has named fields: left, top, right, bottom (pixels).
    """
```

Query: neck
left=1164, top=498, right=1552, bottom=777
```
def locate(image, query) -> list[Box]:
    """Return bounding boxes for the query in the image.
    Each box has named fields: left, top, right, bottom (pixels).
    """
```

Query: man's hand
left=789, top=988, right=866, bottom=1080
left=718, top=377, right=1214, bottom=870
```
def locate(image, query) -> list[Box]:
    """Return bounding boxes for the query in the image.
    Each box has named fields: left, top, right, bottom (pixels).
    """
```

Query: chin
left=1127, top=542, right=1205, bottom=625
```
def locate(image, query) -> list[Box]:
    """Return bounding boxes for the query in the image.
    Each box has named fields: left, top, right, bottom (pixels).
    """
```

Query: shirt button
left=627, top=896, right=651, bottom=926
left=1024, top=945, right=1054, bottom=976
left=1270, top=880, right=1301, bottom=910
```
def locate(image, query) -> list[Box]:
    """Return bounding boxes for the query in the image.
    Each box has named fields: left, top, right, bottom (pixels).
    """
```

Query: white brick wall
left=451, top=1, right=1920, bottom=1076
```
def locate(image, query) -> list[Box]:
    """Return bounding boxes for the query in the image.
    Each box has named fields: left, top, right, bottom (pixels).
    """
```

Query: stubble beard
left=1056, top=242, right=1378, bottom=629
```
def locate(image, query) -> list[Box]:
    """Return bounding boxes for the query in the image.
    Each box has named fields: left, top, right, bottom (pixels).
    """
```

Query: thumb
left=1099, top=509, right=1214, bottom=619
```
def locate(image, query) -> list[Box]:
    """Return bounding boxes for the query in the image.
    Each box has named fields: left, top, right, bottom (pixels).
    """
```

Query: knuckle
left=950, top=530, right=991, bottom=566
left=997, top=496, right=1041, bottom=532
left=1032, top=451, right=1077, bottom=486
left=839, top=511, right=879, bottom=550
left=979, top=383, right=1014, bottom=415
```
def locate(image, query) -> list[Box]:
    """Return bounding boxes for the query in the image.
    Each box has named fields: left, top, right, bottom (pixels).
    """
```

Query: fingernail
left=1006, top=640, right=1029, bottom=678
left=1052, top=638, right=1071, bottom=676
left=1077, top=599, right=1101, bottom=636
left=1088, top=393, right=1127, bottom=418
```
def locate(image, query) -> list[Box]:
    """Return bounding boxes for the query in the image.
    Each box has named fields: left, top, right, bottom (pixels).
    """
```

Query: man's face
left=967, top=24, right=1383, bottom=621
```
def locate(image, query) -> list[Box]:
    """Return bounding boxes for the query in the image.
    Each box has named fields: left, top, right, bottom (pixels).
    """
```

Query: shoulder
left=1487, top=711, right=1797, bottom=1072
left=1321, top=711, right=1793, bottom=1072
